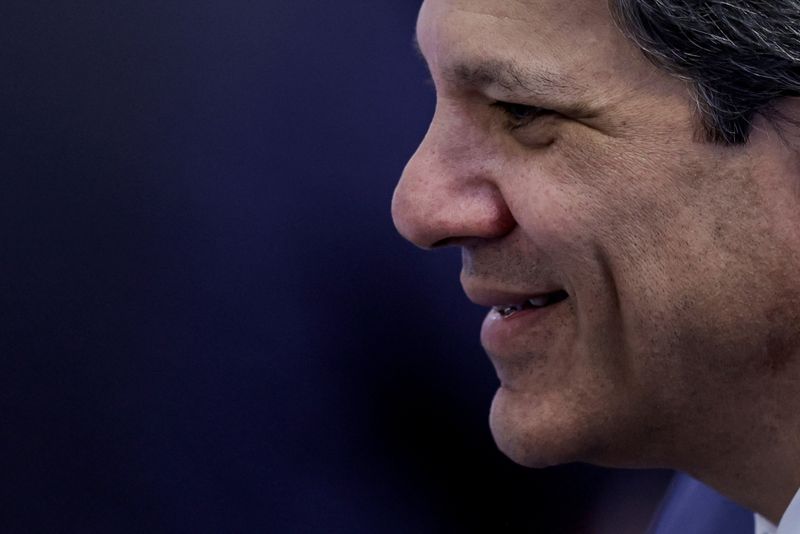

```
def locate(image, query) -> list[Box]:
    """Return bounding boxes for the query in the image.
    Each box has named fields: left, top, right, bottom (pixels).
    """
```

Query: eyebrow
left=412, top=34, right=582, bottom=99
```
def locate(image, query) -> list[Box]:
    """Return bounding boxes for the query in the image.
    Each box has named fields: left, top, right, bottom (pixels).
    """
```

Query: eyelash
left=491, top=101, right=551, bottom=130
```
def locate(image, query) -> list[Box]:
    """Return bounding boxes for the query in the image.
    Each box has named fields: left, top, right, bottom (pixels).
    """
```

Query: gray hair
left=609, top=0, right=800, bottom=144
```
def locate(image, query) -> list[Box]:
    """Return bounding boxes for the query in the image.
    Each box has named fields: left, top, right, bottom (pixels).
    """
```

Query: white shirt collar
left=755, top=487, right=800, bottom=534
left=755, top=513, right=778, bottom=534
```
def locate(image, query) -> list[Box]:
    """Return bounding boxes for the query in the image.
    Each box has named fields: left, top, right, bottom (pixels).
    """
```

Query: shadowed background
left=1, top=1, right=672, bottom=532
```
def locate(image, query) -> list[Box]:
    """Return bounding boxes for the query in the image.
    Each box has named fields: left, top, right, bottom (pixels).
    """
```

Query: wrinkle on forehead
left=428, top=0, right=607, bottom=33
left=422, top=0, right=624, bottom=64
left=418, top=0, right=689, bottom=116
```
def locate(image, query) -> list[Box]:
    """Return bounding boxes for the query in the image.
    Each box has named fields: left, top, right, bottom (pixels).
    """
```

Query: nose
left=391, top=116, right=515, bottom=249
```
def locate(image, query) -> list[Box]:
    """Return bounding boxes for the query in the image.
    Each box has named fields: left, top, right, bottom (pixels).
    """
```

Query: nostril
left=430, top=236, right=462, bottom=248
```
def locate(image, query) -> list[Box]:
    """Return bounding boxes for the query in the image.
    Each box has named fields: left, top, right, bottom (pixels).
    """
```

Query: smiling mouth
left=493, top=290, right=570, bottom=318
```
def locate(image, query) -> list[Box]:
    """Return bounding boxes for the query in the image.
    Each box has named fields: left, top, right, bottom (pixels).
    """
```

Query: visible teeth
left=493, top=291, right=570, bottom=318
left=495, top=304, right=523, bottom=318
left=495, top=305, right=522, bottom=317
left=528, top=296, right=549, bottom=307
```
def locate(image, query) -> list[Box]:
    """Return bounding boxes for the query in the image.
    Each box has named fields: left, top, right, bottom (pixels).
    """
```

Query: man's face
left=392, top=0, right=800, bottom=469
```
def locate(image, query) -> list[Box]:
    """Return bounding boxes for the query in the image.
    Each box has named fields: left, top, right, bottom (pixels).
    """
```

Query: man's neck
left=678, top=375, right=800, bottom=524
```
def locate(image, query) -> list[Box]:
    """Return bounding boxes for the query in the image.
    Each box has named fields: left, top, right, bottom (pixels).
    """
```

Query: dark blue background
left=2, top=1, right=671, bottom=532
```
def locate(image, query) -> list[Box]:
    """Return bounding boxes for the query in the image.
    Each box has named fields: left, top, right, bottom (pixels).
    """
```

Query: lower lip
left=480, top=301, right=567, bottom=354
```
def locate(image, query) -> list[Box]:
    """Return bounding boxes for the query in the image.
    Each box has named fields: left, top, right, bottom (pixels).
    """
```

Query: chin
left=488, top=385, right=605, bottom=469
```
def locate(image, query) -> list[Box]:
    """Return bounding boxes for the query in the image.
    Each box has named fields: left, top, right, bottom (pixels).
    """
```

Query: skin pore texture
left=391, top=0, right=800, bottom=524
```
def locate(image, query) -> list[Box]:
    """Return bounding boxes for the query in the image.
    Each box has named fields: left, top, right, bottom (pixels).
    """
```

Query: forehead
left=416, top=0, right=663, bottom=105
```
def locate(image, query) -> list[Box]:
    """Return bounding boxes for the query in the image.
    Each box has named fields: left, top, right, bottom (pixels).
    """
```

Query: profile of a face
left=392, top=0, right=800, bottom=472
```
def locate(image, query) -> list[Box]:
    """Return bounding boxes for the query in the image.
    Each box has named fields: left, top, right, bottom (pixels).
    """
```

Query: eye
left=491, top=101, right=552, bottom=129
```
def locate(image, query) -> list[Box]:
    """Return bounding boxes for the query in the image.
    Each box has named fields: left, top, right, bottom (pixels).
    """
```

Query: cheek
left=507, top=128, right=691, bottom=279
left=537, top=130, right=800, bottom=386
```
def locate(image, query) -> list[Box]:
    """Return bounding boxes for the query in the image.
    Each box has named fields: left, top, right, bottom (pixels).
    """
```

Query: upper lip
left=461, top=278, right=565, bottom=308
